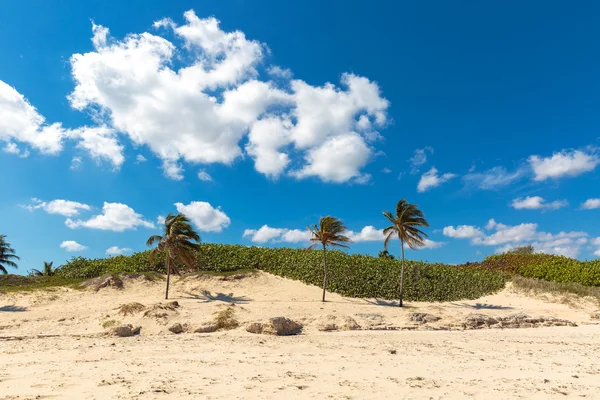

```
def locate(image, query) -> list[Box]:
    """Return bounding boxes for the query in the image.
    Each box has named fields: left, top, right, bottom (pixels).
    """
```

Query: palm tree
left=31, top=261, right=56, bottom=277
left=0, top=235, right=19, bottom=274
left=147, top=213, right=201, bottom=300
left=378, top=249, right=395, bottom=260
left=383, top=199, right=429, bottom=307
left=307, top=216, right=352, bottom=302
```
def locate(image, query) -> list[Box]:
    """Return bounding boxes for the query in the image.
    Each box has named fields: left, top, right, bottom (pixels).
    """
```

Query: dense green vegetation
left=466, top=253, right=600, bottom=287
left=53, top=244, right=507, bottom=302
left=0, top=274, right=85, bottom=292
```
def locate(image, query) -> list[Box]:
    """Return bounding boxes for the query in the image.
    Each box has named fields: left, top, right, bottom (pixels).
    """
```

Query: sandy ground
left=1, top=271, right=599, bottom=399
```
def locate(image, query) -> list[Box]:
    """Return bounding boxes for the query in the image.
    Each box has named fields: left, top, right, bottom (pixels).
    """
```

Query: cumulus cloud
left=243, top=225, right=310, bottom=243
left=197, top=169, right=212, bottom=181
left=529, top=149, right=599, bottom=181
left=442, top=225, right=485, bottom=239
left=243, top=224, right=442, bottom=250
left=174, top=201, right=230, bottom=232
left=22, top=198, right=91, bottom=217
left=408, top=147, right=433, bottom=174
left=0, top=80, right=123, bottom=167
left=65, top=10, right=389, bottom=183
left=106, top=246, right=132, bottom=255
left=2, top=141, right=29, bottom=157
left=444, top=218, right=589, bottom=258
left=381, top=167, right=391, bottom=174
left=267, top=65, right=292, bottom=79
left=462, top=166, right=526, bottom=190
left=511, top=196, right=568, bottom=211
left=580, top=198, right=600, bottom=210
left=135, top=154, right=147, bottom=163
left=66, top=202, right=155, bottom=231
left=593, top=237, right=600, bottom=257
left=60, top=240, right=87, bottom=252
left=346, top=226, right=385, bottom=242
left=70, top=156, right=83, bottom=170
left=417, top=167, right=456, bottom=192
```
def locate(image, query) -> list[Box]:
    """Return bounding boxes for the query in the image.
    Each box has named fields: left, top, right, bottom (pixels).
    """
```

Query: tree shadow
left=0, top=305, right=27, bottom=312
left=451, top=302, right=514, bottom=310
left=186, top=290, right=251, bottom=304
left=363, top=298, right=400, bottom=307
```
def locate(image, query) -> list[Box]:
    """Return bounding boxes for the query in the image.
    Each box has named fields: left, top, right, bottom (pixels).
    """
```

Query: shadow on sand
left=0, top=305, right=27, bottom=312
left=451, top=302, right=514, bottom=310
left=185, top=290, right=251, bottom=304
left=363, top=298, right=400, bottom=307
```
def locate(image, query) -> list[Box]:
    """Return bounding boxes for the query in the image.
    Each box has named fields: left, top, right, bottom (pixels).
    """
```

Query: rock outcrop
left=246, top=317, right=303, bottom=335
left=459, top=313, right=576, bottom=330
left=112, top=324, right=141, bottom=337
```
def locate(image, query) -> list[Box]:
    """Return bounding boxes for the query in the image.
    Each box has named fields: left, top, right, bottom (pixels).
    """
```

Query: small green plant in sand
left=214, top=306, right=239, bottom=330
left=101, top=319, right=120, bottom=329
left=511, top=276, right=600, bottom=307
left=116, top=302, right=146, bottom=316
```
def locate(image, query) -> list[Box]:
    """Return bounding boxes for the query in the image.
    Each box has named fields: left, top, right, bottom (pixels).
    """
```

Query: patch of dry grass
left=214, top=306, right=239, bottom=330
left=511, top=276, right=600, bottom=307
left=101, top=319, right=120, bottom=329
left=116, top=302, right=146, bottom=316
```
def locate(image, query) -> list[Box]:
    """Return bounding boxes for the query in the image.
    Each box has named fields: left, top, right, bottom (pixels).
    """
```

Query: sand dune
left=1, top=272, right=599, bottom=399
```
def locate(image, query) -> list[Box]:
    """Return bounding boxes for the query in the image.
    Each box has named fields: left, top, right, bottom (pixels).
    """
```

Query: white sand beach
left=1, top=272, right=599, bottom=399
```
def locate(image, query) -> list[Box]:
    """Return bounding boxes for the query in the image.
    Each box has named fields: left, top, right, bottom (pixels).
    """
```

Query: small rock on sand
left=194, top=322, right=218, bottom=333
left=317, top=315, right=361, bottom=331
left=112, top=324, right=141, bottom=337
left=169, top=323, right=187, bottom=334
left=246, top=317, right=303, bottom=336
left=410, top=313, right=441, bottom=324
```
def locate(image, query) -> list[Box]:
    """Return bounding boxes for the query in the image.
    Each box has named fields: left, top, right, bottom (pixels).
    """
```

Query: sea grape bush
left=56, top=244, right=506, bottom=302
left=474, top=253, right=600, bottom=287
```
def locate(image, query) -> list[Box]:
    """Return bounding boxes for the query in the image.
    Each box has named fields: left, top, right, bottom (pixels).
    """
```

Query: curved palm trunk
left=322, top=244, right=327, bottom=302
left=399, top=239, right=405, bottom=307
left=165, top=256, right=171, bottom=300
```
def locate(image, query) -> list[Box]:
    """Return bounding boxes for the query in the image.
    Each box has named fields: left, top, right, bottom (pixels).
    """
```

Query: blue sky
left=1, top=0, right=600, bottom=274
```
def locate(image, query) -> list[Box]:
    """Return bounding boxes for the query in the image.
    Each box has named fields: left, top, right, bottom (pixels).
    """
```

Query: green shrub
left=473, top=253, right=600, bottom=287
left=55, top=243, right=506, bottom=302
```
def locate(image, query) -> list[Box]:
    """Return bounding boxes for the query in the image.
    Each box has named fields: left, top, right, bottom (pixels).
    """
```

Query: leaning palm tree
left=383, top=199, right=429, bottom=307
left=147, top=213, right=201, bottom=299
left=0, top=234, right=19, bottom=274
left=307, top=216, right=352, bottom=302
left=31, top=261, right=56, bottom=277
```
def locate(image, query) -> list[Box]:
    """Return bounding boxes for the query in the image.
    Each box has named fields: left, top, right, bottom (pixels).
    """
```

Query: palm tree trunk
left=399, top=239, right=405, bottom=307
left=322, top=244, right=327, bottom=302
left=165, top=256, right=171, bottom=300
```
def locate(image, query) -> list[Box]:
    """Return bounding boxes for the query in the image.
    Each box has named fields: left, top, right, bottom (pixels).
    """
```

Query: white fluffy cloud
left=529, top=149, right=599, bottom=181
left=417, top=167, right=456, bottom=192
left=346, top=226, right=385, bottom=242
left=66, top=202, right=155, bottom=231
left=106, top=246, right=132, bottom=255
left=444, top=218, right=589, bottom=258
left=462, top=166, right=525, bottom=190
left=511, top=196, right=568, bottom=211
left=174, top=201, right=230, bottom=232
left=592, top=238, right=600, bottom=257
left=0, top=79, right=123, bottom=167
left=197, top=169, right=212, bottom=181
left=23, top=198, right=91, bottom=217
left=243, top=225, right=310, bottom=243
left=442, top=225, right=485, bottom=239
left=65, top=10, right=388, bottom=182
left=60, top=240, right=87, bottom=252
left=408, top=147, right=433, bottom=174
left=243, top=224, right=442, bottom=250
left=580, top=198, right=600, bottom=210
left=291, top=133, right=373, bottom=183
